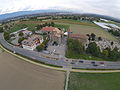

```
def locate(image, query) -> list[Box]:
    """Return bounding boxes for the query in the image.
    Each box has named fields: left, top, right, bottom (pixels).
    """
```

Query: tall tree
left=91, top=33, right=96, bottom=41
left=0, top=27, right=3, bottom=33
left=86, top=42, right=101, bottom=57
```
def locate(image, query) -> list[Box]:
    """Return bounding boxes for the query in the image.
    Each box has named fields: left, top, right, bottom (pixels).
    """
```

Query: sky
left=0, top=0, right=120, bottom=18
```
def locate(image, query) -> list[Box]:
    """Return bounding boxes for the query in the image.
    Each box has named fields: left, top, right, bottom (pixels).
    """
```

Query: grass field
left=54, top=24, right=69, bottom=32
left=9, top=24, right=38, bottom=33
left=68, top=72, right=120, bottom=90
left=14, top=19, right=117, bottom=41
left=56, top=21, right=117, bottom=41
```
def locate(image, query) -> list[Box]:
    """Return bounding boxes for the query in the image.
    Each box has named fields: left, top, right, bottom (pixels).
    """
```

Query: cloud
left=0, top=0, right=120, bottom=18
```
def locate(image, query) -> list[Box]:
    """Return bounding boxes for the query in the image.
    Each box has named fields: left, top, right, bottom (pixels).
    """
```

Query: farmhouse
left=22, top=35, right=43, bottom=50
left=41, top=26, right=64, bottom=44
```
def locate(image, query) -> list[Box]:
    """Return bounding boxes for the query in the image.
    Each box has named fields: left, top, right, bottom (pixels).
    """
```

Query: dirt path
left=0, top=52, right=65, bottom=90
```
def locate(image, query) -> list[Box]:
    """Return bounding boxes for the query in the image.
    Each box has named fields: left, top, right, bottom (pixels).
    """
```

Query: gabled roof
left=41, top=26, right=56, bottom=32
left=69, top=34, right=88, bottom=39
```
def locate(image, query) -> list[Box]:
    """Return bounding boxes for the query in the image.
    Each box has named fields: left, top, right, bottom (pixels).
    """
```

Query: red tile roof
left=41, top=26, right=56, bottom=32
left=69, top=34, right=88, bottom=39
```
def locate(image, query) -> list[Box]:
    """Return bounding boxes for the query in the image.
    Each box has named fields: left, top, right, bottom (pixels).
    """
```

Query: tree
left=4, top=32, right=10, bottom=40
left=109, top=47, right=120, bottom=61
left=36, top=44, right=45, bottom=52
left=98, top=37, right=102, bottom=41
left=101, top=49, right=109, bottom=59
left=19, top=32, right=24, bottom=37
left=86, top=34, right=90, bottom=40
left=0, top=27, right=3, bottom=33
left=86, top=42, right=101, bottom=57
left=4, top=25, right=8, bottom=30
left=67, top=39, right=85, bottom=54
left=18, top=37, right=25, bottom=44
left=111, top=41, right=114, bottom=46
left=91, top=33, right=96, bottom=41
left=51, top=22, right=55, bottom=27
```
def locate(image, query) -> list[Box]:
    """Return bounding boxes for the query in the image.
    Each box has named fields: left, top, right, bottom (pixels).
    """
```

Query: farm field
left=0, top=51, right=65, bottom=90
left=9, top=20, right=69, bottom=33
left=12, top=19, right=117, bottom=41
left=9, top=24, right=38, bottom=33
left=68, top=72, right=120, bottom=90
left=55, top=22, right=117, bottom=41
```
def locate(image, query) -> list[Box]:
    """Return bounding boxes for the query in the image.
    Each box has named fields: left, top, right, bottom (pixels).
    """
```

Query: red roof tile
left=41, top=26, right=56, bottom=32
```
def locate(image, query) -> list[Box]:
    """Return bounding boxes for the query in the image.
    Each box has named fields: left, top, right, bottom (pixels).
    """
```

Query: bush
left=86, top=42, right=101, bottom=57
left=36, top=44, right=45, bottom=52
left=4, top=32, right=10, bottom=40
left=18, top=37, right=25, bottom=44
left=0, top=27, right=4, bottom=33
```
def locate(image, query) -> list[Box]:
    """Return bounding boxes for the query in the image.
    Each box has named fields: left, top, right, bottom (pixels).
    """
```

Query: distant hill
left=80, top=13, right=120, bottom=23
left=0, top=9, right=120, bottom=23
left=0, top=9, right=65, bottom=21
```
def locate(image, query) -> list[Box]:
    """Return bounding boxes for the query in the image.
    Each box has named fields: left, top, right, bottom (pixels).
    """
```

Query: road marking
left=65, top=70, right=70, bottom=90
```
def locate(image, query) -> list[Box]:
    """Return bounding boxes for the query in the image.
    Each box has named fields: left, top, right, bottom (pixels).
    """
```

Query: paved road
left=1, top=33, right=120, bottom=69
left=0, top=52, right=65, bottom=90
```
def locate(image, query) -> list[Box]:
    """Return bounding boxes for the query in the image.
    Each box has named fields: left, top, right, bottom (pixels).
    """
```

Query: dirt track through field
left=0, top=52, right=65, bottom=90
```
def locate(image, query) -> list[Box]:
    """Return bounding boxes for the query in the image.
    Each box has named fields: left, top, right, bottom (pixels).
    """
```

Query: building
left=21, top=30, right=32, bottom=36
left=94, top=21, right=120, bottom=31
left=22, top=35, right=43, bottom=50
left=41, top=26, right=64, bottom=44
left=68, top=33, right=88, bottom=45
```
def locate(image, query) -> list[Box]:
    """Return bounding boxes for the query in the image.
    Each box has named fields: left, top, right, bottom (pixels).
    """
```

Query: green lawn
left=68, top=72, right=120, bottom=90
left=54, top=24, right=69, bottom=32
left=9, top=24, right=38, bottom=33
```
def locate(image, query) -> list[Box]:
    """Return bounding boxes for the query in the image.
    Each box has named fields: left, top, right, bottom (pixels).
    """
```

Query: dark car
left=91, top=61, right=95, bottom=64
left=71, top=62, right=75, bottom=64
left=79, top=60, right=84, bottom=63
left=100, top=62, right=104, bottom=64
left=93, top=64, right=98, bottom=67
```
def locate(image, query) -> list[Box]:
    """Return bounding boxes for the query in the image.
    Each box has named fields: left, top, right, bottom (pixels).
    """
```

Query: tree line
left=66, top=38, right=120, bottom=61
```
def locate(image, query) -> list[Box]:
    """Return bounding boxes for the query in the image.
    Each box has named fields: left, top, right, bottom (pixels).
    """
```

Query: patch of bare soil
left=0, top=52, right=65, bottom=90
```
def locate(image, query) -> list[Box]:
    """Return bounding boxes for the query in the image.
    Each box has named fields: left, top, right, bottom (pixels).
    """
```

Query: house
left=22, top=35, right=43, bottom=50
left=68, top=33, right=88, bottom=45
left=21, top=30, right=32, bottom=36
left=41, top=26, right=64, bottom=44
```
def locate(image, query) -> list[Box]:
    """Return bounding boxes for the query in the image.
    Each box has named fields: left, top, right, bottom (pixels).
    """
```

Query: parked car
left=79, top=60, right=84, bottom=63
left=100, top=62, right=104, bottom=64
left=91, top=61, right=95, bottom=64
left=71, top=62, right=75, bottom=64
left=93, top=64, right=98, bottom=67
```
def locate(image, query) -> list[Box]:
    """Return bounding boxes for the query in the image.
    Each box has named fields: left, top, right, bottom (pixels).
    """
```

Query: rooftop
left=41, top=26, right=56, bottom=32
left=22, top=35, right=43, bottom=47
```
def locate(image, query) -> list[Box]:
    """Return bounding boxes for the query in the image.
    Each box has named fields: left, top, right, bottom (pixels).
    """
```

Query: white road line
left=65, top=70, right=70, bottom=90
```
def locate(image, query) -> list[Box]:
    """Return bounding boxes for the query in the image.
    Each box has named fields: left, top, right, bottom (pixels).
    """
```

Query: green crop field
left=10, top=19, right=118, bottom=41
left=9, top=24, right=38, bottom=33
left=68, top=72, right=120, bottom=90
left=54, top=24, right=69, bottom=32
left=55, top=20, right=117, bottom=41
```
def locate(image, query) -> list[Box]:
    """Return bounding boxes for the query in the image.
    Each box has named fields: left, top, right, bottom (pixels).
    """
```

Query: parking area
left=47, top=36, right=67, bottom=58
left=47, top=44, right=66, bottom=57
